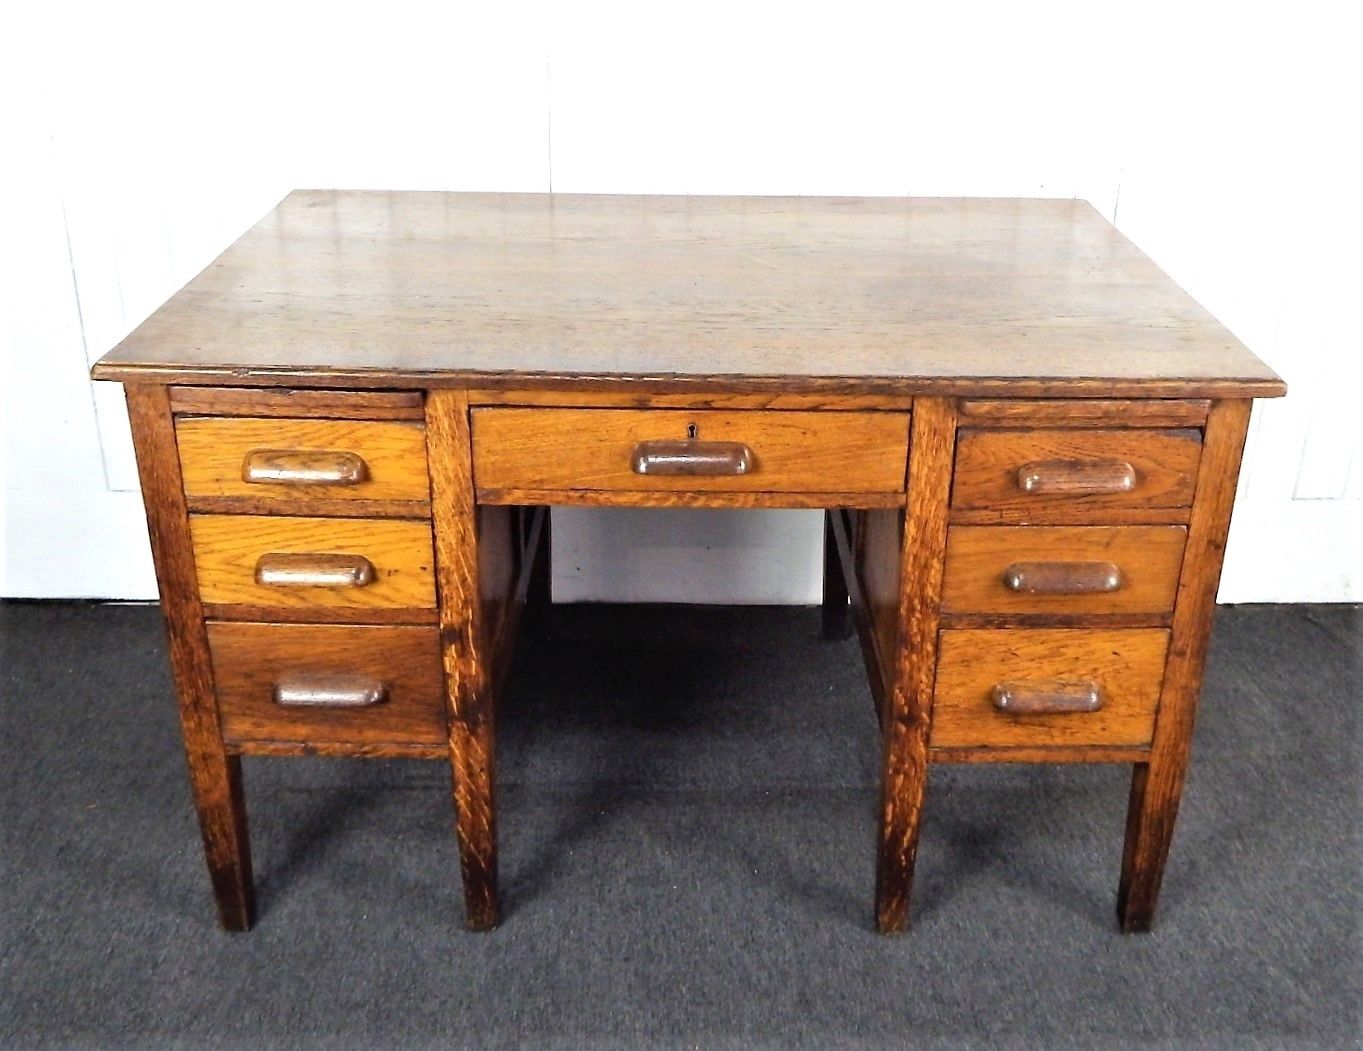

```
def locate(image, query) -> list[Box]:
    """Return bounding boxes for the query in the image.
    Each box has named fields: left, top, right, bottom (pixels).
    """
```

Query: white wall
left=3, top=0, right=1358, bottom=602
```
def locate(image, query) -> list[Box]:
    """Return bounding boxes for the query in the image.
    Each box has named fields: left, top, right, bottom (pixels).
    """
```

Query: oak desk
left=93, top=191, right=1285, bottom=933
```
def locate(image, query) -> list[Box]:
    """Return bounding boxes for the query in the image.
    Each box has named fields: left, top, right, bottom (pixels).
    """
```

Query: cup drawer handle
left=254, top=552, right=375, bottom=588
left=1016, top=459, right=1137, bottom=495
left=1002, top=561, right=1124, bottom=594
left=273, top=677, right=388, bottom=708
left=242, top=449, right=369, bottom=486
left=631, top=439, right=753, bottom=476
left=991, top=680, right=1104, bottom=714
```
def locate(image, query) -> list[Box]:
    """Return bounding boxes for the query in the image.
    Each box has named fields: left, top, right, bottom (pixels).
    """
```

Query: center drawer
left=470, top=408, right=910, bottom=496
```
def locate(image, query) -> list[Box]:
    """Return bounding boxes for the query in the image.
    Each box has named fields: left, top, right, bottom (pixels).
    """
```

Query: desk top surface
left=94, top=190, right=1283, bottom=398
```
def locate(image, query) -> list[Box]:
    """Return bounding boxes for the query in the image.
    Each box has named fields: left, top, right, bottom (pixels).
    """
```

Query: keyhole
left=687, top=422, right=698, bottom=440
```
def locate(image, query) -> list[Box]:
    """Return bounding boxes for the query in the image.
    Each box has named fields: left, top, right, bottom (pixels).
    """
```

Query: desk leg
left=427, top=390, right=500, bottom=930
left=822, top=510, right=854, bottom=639
left=875, top=398, right=955, bottom=933
left=1118, top=399, right=1250, bottom=932
left=125, top=385, right=255, bottom=931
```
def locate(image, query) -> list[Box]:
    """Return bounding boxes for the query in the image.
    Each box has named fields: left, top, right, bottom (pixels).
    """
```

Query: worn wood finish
left=207, top=622, right=446, bottom=748
left=94, top=193, right=1284, bottom=399
left=229, top=740, right=445, bottom=759
left=169, top=386, right=425, bottom=419
left=468, top=389, right=914, bottom=410
left=471, top=408, right=909, bottom=496
left=477, top=488, right=904, bottom=510
left=931, top=629, right=1170, bottom=749
left=1118, top=398, right=1253, bottom=933
left=941, top=526, right=1187, bottom=616
left=189, top=515, right=436, bottom=613
left=854, top=507, right=904, bottom=710
left=876, top=397, right=956, bottom=933
left=426, top=389, right=500, bottom=931
left=177, top=417, right=430, bottom=510
left=953, top=429, right=1203, bottom=519
left=932, top=744, right=1151, bottom=764
left=123, top=385, right=255, bottom=931
left=958, top=399, right=1210, bottom=428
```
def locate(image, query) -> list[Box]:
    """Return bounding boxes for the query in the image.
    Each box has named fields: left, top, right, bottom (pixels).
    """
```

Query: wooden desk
left=93, top=191, right=1285, bottom=934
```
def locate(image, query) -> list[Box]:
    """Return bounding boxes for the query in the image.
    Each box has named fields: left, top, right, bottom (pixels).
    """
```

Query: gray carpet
left=0, top=601, right=1358, bottom=1049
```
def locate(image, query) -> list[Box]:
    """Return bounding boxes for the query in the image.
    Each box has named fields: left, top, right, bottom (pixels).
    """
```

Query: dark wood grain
left=953, top=429, right=1203, bottom=519
left=124, top=384, right=255, bottom=931
left=475, top=488, right=904, bottom=509
left=207, top=622, right=446, bottom=748
left=1117, top=398, right=1253, bottom=933
left=92, top=193, right=1284, bottom=399
left=426, top=388, right=500, bottom=931
left=957, top=399, right=1210, bottom=428
left=169, top=386, right=425, bottom=419
left=876, top=397, right=956, bottom=933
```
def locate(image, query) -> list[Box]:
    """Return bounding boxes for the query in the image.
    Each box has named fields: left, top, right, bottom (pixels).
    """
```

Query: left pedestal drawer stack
left=171, top=388, right=447, bottom=756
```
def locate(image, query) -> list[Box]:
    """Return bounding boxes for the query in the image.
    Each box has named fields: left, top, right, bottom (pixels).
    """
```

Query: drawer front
left=471, top=408, right=910, bottom=494
left=208, top=622, right=446, bottom=746
left=942, top=525, right=1186, bottom=616
left=931, top=629, right=1170, bottom=749
left=190, top=515, right=436, bottom=614
left=953, top=429, right=1202, bottom=518
left=177, top=417, right=430, bottom=508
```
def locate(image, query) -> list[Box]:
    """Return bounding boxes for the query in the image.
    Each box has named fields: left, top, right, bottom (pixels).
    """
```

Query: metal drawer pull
left=1002, top=561, right=1124, bottom=594
left=991, top=680, right=1104, bottom=715
left=254, top=552, right=375, bottom=588
left=242, top=449, right=369, bottom=486
left=1016, top=459, right=1137, bottom=495
left=631, top=439, right=753, bottom=476
left=273, top=677, right=388, bottom=708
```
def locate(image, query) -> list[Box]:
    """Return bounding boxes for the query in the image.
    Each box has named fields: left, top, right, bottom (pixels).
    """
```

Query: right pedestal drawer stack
left=932, top=401, right=1207, bottom=760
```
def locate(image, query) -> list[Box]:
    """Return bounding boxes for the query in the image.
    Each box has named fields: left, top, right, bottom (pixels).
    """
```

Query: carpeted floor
left=0, top=601, right=1358, bottom=1049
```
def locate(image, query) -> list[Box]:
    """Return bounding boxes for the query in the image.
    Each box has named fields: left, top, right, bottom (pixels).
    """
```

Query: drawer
left=470, top=408, right=910, bottom=496
left=952, top=429, right=1202, bottom=519
left=190, top=515, right=436, bottom=616
left=176, top=417, right=430, bottom=510
left=941, top=525, right=1186, bottom=616
left=931, top=629, right=1170, bottom=749
left=207, top=622, right=446, bottom=747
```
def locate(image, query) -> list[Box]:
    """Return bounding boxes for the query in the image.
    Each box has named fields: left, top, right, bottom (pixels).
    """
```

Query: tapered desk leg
left=1118, top=399, right=1251, bottom=932
left=875, top=398, right=956, bottom=933
left=125, top=385, right=255, bottom=931
left=427, top=390, right=500, bottom=930
left=822, top=510, right=854, bottom=639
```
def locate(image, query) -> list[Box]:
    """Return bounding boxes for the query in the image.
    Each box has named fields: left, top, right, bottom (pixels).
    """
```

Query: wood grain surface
left=207, top=622, right=446, bottom=747
left=470, top=408, right=909, bottom=495
left=92, top=192, right=1284, bottom=399
left=875, top=397, right=956, bottom=933
left=177, top=417, right=430, bottom=508
left=931, top=628, right=1171, bottom=749
left=1118, top=398, right=1253, bottom=932
left=426, top=389, right=501, bottom=931
left=952, top=428, right=1203, bottom=518
left=941, top=525, right=1186, bottom=616
left=957, top=399, right=1210, bottom=428
left=124, top=385, right=255, bottom=931
left=189, top=515, right=436, bottom=613
left=169, top=386, right=425, bottom=419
